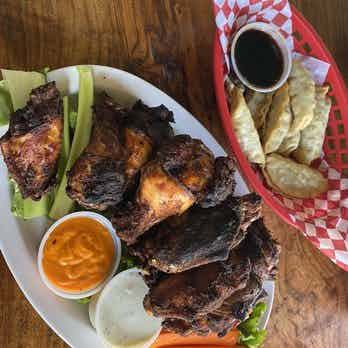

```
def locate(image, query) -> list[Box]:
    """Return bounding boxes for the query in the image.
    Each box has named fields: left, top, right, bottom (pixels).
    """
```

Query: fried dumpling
left=294, top=86, right=331, bottom=165
left=277, top=132, right=300, bottom=157
left=245, top=89, right=273, bottom=130
left=263, top=153, right=328, bottom=199
left=263, top=83, right=291, bottom=154
left=229, top=86, right=265, bottom=165
left=288, top=60, right=315, bottom=135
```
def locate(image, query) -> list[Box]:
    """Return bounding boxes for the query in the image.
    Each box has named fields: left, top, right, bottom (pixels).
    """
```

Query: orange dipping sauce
left=42, top=217, right=115, bottom=293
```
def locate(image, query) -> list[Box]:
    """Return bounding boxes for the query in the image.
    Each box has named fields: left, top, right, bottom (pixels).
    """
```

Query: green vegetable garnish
left=0, top=80, right=13, bottom=126
left=10, top=178, right=51, bottom=219
left=69, top=111, right=78, bottom=130
left=238, top=302, right=267, bottom=348
left=56, top=96, right=71, bottom=183
left=77, top=296, right=92, bottom=304
left=39, top=67, right=50, bottom=79
left=49, top=66, right=94, bottom=220
left=118, top=255, right=138, bottom=273
left=2, top=69, right=51, bottom=219
left=1, top=69, right=45, bottom=110
left=118, top=243, right=140, bottom=273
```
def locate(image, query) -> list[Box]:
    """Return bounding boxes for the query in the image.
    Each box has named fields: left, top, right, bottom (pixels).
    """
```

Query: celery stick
left=69, top=110, right=78, bottom=129
left=67, top=67, right=94, bottom=165
left=2, top=70, right=50, bottom=219
left=49, top=66, right=94, bottom=220
left=0, top=80, right=13, bottom=126
left=57, top=96, right=71, bottom=183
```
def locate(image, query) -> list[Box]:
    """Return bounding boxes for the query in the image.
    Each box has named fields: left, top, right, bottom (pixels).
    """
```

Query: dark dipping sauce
left=235, top=29, right=284, bottom=88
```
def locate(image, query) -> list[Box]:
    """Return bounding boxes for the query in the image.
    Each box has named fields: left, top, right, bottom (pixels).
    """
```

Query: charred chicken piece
left=143, top=251, right=251, bottom=321
left=161, top=272, right=265, bottom=337
left=163, top=318, right=196, bottom=337
left=238, top=218, right=281, bottom=281
left=204, top=275, right=265, bottom=336
left=124, top=100, right=174, bottom=148
left=67, top=94, right=174, bottom=211
left=130, top=193, right=261, bottom=273
left=112, top=135, right=215, bottom=244
left=66, top=94, right=127, bottom=210
left=0, top=82, right=63, bottom=200
left=143, top=218, right=280, bottom=338
left=122, top=100, right=174, bottom=178
left=157, top=135, right=215, bottom=197
left=198, top=157, right=236, bottom=208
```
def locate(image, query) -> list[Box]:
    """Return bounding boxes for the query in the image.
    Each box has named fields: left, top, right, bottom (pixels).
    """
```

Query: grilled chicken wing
left=66, top=94, right=127, bottom=210
left=66, top=94, right=174, bottom=211
left=143, top=251, right=252, bottom=320
left=0, top=82, right=63, bottom=200
left=143, top=218, right=280, bottom=337
left=112, top=135, right=215, bottom=244
left=238, top=218, right=281, bottom=280
left=130, top=193, right=261, bottom=273
left=198, top=157, right=236, bottom=208
left=163, top=275, right=265, bottom=337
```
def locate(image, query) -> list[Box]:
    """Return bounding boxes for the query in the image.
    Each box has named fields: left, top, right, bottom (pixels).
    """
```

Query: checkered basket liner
left=213, top=0, right=348, bottom=271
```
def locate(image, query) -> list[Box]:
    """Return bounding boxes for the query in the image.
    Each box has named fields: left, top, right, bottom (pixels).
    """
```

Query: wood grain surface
left=0, top=1, right=347, bottom=347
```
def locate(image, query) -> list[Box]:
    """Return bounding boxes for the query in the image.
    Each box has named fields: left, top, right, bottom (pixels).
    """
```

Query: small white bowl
left=230, top=22, right=292, bottom=93
left=37, top=211, right=121, bottom=300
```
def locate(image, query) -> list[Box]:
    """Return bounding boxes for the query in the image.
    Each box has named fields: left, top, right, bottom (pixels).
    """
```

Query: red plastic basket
left=213, top=5, right=348, bottom=269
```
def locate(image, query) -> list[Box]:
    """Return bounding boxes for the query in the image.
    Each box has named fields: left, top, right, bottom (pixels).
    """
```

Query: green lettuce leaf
left=49, top=66, right=94, bottom=220
left=1, top=69, right=45, bottom=109
left=238, top=302, right=267, bottom=348
left=39, top=67, right=50, bottom=79
left=0, top=80, right=13, bottom=126
left=77, top=296, right=92, bottom=304
left=2, top=69, right=51, bottom=219
left=9, top=179, right=51, bottom=219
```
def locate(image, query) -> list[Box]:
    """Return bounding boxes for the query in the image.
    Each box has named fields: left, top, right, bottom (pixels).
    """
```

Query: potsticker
left=263, top=83, right=291, bottom=154
left=264, top=153, right=328, bottom=198
left=229, top=86, right=265, bottom=165
left=288, top=60, right=315, bottom=135
left=245, top=89, right=273, bottom=130
left=294, top=86, right=331, bottom=165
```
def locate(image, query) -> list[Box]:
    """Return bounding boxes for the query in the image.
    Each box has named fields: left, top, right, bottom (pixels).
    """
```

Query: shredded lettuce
left=2, top=69, right=52, bottom=219
left=77, top=296, right=92, bottom=304
left=0, top=80, right=13, bottom=126
left=118, top=255, right=139, bottom=273
left=238, top=302, right=267, bottom=348
left=118, top=243, right=140, bottom=273
left=49, top=66, right=94, bottom=220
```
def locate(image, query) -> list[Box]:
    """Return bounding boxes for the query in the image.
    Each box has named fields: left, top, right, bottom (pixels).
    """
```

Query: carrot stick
left=151, top=329, right=240, bottom=348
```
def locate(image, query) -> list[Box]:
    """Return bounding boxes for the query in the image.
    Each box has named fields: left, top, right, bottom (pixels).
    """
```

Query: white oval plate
left=0, top=66, right=274, bottom=348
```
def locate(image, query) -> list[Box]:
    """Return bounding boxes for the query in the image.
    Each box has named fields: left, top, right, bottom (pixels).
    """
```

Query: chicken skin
left=0, top=82, right=63, bottom=200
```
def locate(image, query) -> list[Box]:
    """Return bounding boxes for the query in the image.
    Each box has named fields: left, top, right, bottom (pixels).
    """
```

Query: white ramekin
left=230, top=22, right=292, bottom=93
left=37, top=211, right=121, bottom=300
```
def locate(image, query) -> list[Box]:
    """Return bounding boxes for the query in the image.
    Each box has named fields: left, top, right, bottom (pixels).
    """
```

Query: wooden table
left=0, top=1, right=347, bottom=347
